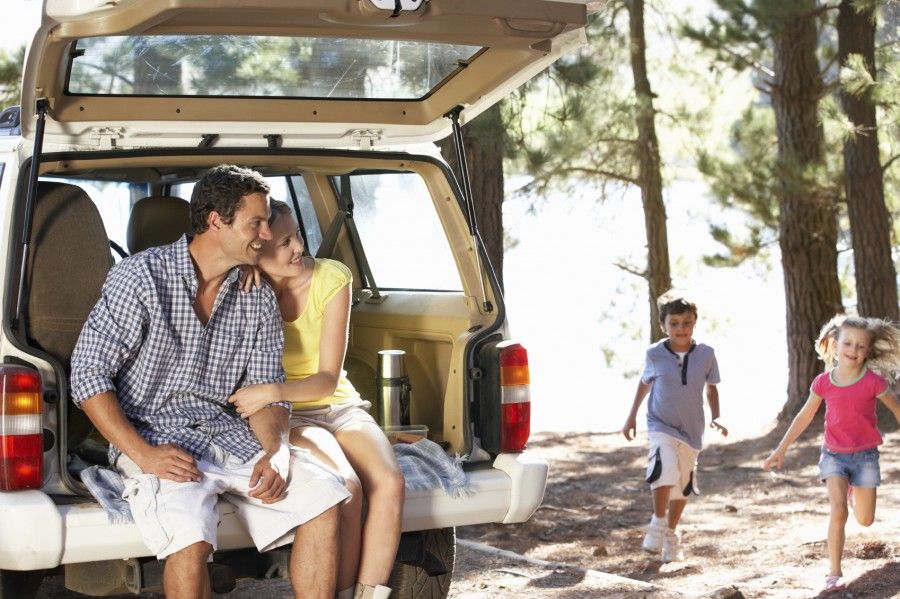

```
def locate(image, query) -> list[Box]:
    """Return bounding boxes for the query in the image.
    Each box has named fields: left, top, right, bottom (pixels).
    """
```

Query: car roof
left=22, top=0, right=590, bottom=149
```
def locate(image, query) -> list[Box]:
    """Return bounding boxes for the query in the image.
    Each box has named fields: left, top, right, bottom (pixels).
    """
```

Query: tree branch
left=614, top=262, right=648, bottom=279
left=551, top=166, right=639, bottom=185
left=883, top=153, right=900, bottom=174
left=719, top=45, right=775, bottom=81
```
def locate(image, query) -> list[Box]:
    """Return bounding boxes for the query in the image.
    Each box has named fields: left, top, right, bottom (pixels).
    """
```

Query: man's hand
left=229, top=383, right=282, bottom=418
left=622, top=414, right=637, bottom=441
left=248, top=449, right=289, bottom=504
left=709, top=418, right=729, bottom=437
left=134, top=443, right=201, bottom=482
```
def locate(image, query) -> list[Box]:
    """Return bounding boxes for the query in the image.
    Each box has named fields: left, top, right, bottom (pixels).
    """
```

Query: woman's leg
left=335, top=422, right=405, bottom=586
left=825, top=476, right=850, bottom=577
left=290, top=426, right=363, bottom=593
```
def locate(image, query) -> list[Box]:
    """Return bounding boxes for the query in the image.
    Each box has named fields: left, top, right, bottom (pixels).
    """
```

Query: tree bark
left=628, top=0, right=671, bottom=342
left=838, top=1, right=898, bottom=322
left=772, top=8, right=844, bottom=422
left=439, top=105, right=506, bottom=290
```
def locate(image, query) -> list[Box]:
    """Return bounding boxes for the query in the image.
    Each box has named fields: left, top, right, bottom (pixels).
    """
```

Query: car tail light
left=499, top=343, right=531, bottom=452
left=0, top=365, right=43, bottom=490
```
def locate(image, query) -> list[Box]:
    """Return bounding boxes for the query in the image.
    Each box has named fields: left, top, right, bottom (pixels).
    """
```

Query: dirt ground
left=35, top=428, right=900, bottom=598
left=449, top=429, right=900, bottom=599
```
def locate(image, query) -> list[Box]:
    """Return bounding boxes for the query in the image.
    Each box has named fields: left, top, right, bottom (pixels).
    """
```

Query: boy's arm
left=622, top=381, right=652, bottom=441
left=706, top=384, right=728, bottom=437
left=763, top=391, right=823, bottom=470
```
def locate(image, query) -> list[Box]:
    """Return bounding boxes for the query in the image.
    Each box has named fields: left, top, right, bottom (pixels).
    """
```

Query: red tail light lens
left=0, top=365, right=43, bottom=490
left=499, top=344, right=530, bottom=453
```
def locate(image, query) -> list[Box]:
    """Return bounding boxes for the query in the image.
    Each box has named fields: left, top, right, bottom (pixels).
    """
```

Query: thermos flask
left=376, top=350, right=411, bottom=427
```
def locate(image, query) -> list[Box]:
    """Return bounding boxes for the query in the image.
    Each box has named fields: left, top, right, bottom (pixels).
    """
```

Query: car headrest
left=126, top=195, right=192, bottom=254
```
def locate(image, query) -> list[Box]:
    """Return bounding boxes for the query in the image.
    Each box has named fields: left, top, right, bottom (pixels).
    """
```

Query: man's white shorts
left=116, top=444, right=350, bottom=559
left=645, top=432, right=700, bottom=500
left=289, top=400, right=377, bottom=435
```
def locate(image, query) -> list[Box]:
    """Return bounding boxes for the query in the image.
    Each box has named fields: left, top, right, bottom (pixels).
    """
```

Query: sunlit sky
left=3, top=0, right=791, bottom=441
left=2, top=0, right=40, bottom=52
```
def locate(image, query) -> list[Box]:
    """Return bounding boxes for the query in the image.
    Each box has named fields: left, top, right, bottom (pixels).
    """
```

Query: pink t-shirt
left=811, top=369, right=888, bottom=453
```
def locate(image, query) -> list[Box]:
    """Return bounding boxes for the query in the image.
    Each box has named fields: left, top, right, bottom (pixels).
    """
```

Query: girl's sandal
left=823, top=575, right=845, bottom=594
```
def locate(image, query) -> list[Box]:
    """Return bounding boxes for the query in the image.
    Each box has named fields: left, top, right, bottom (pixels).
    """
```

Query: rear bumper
left=0, top=450, right=548, bottom=570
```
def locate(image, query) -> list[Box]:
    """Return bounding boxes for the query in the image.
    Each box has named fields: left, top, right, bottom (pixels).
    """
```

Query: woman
left=229, top=200, right=403, bottom=599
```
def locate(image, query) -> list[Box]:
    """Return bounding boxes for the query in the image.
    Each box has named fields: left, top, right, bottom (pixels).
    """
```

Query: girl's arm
left=622, top=381, right=652, bottom=441
left=762, top=391, right=823, bottom=470
left=706, top=383, right=728, bottom=436
left=877, top=388, right=900, bottom=425
left=229, top=283, right=351, bottom=417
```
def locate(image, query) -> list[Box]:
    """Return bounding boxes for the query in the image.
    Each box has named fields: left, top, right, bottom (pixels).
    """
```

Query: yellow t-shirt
left=283, top=258, right=360, bottom=409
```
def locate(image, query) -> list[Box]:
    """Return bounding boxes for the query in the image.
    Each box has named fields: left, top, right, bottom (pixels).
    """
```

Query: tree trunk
left=772, top=9, right=844, bottom=422
left=838, top=1, right=898, bottom=322
left=628, top=0, right=671, bottom=342
left=438, top=105, right=506, bottom=290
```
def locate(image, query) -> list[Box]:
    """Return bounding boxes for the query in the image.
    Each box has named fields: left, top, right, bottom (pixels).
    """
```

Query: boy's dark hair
left=190, top=164, right=271, bottom=234
left=657, top=290, right=698, bottom=323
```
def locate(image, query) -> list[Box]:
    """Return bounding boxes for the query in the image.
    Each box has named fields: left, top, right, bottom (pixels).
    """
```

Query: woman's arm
left=279, top=283, right=351, bottom=403
left=228, top=283, right=352, bottom=417
left=763, top=391, right=823, bottom=470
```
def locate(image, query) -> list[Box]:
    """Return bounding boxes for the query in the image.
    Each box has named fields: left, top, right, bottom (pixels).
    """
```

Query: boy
left=621, top=290, right=727, bottom=562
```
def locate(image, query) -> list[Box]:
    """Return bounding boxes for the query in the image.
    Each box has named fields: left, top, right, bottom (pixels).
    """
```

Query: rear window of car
left=67, top=35, right=481, bottom=100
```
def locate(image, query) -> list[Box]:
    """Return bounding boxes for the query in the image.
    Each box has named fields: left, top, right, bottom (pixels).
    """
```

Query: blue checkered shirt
left=71, top=236, right=287, bottom=463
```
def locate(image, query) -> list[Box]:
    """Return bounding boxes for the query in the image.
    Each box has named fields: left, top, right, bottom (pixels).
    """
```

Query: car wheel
left=388, top=527, right=455, bottom=599
left=0, top=569, right=44, bottom=599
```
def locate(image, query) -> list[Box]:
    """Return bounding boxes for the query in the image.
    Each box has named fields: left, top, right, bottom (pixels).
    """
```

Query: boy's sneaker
left=642, top=521, right=665, bottom=553
left=662, top=528, right=683, bottom=563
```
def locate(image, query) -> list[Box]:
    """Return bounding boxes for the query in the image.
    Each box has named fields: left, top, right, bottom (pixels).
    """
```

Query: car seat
left=25, top=181, right=114, bottom=450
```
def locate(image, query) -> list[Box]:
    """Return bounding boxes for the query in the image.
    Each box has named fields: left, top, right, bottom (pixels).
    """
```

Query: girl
left=229, top=200, right=403, bottom=599
left=763, top=314, right=900, bottom=594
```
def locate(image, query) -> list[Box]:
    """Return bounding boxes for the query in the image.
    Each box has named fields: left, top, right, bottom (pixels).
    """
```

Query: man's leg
left=290, top=505, right=341, bottom=599
left=163, top=541, right=213, bottom=599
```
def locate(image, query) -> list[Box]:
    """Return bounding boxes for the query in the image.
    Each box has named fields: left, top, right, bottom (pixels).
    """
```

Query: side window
left=343, top=172, right=462, bottom=291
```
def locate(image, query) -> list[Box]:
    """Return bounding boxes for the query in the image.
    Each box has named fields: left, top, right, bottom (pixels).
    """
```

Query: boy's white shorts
left=646, top=432, right=700, bottom=500
left=116, top=444, right=350, bottom=559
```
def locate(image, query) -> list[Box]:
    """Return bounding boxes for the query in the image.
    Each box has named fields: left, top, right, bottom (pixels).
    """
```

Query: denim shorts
left=818, top=447, right=881, bottom=487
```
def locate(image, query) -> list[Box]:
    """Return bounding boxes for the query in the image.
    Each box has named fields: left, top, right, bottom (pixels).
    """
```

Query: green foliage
left=0, top=46, right=24, bottom=110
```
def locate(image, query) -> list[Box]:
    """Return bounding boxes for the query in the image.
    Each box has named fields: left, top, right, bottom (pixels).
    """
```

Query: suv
left=0, top=1, right=588, bottom=597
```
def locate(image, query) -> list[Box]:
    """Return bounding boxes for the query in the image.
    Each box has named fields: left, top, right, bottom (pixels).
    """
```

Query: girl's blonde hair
left=815, top=314, right=900, bottom=379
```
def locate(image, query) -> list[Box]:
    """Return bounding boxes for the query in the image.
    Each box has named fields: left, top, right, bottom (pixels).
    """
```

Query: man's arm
left=246, top=405, right=291, bottom=504
left=81, top=391, right=201, bottom=482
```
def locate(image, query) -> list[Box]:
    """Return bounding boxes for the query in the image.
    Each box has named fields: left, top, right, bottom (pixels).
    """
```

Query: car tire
left=388, top=527, right=455, bottom=599
left=0, top=569, right=44, bottom=599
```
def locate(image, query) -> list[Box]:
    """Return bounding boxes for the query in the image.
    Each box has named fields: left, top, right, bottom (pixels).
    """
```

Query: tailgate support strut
left=14, top=98, right=49, bottom=328
left=445, top=106, right=493, bottom=313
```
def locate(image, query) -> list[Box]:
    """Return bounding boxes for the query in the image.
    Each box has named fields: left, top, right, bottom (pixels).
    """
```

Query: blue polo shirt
left=641, top=339, right=720, bottom=450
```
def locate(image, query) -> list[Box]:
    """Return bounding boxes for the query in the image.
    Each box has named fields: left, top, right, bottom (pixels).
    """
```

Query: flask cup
left=377, top=350, right=411, bottom=427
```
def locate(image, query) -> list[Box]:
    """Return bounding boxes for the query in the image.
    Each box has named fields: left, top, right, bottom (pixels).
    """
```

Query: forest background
left=2, top=0, right=900, bottom=441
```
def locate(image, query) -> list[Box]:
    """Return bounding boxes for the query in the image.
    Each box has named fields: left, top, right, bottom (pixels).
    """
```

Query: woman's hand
left=239, top=265, right=263, bottom=292
left=228, top=383, right=283, bottom=418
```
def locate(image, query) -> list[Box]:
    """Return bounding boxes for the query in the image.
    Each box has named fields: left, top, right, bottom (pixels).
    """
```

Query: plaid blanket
left=395, top=438, right=470, bottom=498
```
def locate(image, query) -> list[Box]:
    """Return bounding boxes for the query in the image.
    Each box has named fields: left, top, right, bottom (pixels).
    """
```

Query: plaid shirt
left=71, top=236, right=287, bottom=463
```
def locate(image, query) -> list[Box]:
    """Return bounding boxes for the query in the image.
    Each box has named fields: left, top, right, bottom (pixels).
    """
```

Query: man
left=71, top=164, right=349, bottom=599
